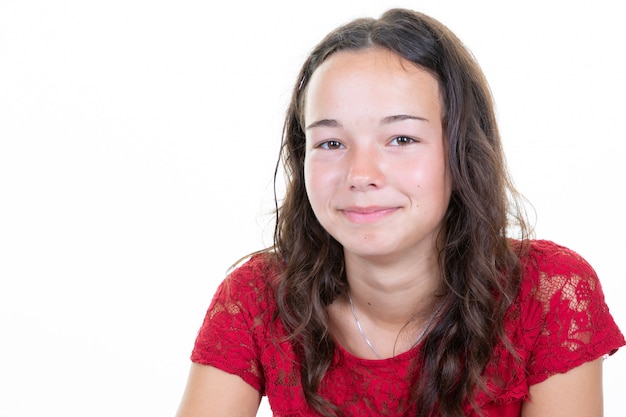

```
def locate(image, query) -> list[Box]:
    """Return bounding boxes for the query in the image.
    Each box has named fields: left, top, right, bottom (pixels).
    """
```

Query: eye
left=317, top=140, right=345, bottom=150
left=389, top=136, right=416, bottom=146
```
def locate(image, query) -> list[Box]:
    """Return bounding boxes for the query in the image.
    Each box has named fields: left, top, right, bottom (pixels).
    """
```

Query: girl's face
left=303, top=48, right=451, bottom=263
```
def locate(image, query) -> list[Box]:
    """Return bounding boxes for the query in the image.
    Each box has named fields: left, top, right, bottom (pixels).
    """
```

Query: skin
left=304, top=48, right=451, bottom=357
left=523, top=358, right=604, bottom=417
left=174, top=48, right=605, bottom=416
left=175, top=364, right=261, bottom=417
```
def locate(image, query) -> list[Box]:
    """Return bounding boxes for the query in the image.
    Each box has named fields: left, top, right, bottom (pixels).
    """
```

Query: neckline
left=333, top=336, right=422, bottom=366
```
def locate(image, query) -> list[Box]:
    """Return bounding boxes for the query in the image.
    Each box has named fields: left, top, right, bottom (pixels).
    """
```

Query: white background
left=1, top=0, right=624, bottom=415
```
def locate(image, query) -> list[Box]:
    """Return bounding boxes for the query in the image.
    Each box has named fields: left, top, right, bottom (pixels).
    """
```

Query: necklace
left=348, top=293, right=440, bottom=359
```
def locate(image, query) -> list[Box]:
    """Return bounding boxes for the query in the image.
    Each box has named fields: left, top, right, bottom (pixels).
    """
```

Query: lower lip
left=340, top=208, right=398, bottom=224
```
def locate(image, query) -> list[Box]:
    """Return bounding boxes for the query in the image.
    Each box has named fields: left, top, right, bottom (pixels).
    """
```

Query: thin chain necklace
left=348, top=293, right=440, bottom=359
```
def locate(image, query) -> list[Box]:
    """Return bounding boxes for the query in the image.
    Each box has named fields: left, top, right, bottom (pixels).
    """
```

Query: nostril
left=347, top=159, right=384, bottom=190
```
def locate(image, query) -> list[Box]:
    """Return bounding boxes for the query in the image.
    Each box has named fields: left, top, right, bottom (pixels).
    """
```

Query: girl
left=176, top=8, right=624, bottom=417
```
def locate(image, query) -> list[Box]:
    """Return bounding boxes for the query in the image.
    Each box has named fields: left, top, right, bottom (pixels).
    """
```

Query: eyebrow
left=306, top=114, right=428, bottom=130
left=306, top=119, right=341, bottom=130
left=381, top=114, right=429, bottom=124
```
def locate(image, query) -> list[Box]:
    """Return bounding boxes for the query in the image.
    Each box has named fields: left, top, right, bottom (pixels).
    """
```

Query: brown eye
left=319, top=140, right=344, bottom=150
left=389, top=136, right=416, bottom=146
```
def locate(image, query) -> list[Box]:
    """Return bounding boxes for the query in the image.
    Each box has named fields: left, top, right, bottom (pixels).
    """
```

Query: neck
left=344, top=249, right=442, bottom=327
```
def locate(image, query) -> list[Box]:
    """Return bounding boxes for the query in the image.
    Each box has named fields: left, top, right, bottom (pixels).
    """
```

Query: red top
left=191, top=240, right=624, bottom=416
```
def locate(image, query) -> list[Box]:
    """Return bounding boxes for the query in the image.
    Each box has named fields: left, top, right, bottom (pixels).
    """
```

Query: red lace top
left=191, top=240, right=624, bottom=416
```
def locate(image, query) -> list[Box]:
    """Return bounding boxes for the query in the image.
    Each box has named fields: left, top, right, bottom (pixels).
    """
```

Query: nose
left=347, top=146, right=385, bottom=191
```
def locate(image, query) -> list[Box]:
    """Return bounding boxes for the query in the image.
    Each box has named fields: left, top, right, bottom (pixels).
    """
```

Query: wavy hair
left=271, top=8, right=530, bottom=417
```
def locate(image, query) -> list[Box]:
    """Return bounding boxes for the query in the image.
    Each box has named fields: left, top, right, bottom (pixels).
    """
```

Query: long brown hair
left=271, top=8, right=529, bottom=417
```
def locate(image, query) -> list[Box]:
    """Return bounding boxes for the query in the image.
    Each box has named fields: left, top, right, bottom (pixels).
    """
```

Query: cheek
left=303, top=159, right=314, bottom=194
left=304, top=159, right=341, bottom=211
left=304, top=159, right=324, bottom=206
left=397, top=159, right=450, bottom=201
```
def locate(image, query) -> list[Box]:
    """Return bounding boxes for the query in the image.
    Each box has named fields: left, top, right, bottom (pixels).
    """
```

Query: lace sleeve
left=524, top=241, right=625, bottom=386
left=190, top=256, right=270, bottom=393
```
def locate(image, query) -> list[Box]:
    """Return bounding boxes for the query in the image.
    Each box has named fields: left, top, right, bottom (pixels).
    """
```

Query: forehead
left=315, top=47, right=420, bottom=77
left=304, top=48, right=442, bottom=122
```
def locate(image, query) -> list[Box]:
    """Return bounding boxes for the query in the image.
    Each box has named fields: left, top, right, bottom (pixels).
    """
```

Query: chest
left=259, top=343, right=524, bottom=416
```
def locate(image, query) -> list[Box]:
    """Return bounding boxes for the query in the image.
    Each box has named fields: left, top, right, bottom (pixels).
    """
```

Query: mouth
left=339, top=206, right=399, bottom=223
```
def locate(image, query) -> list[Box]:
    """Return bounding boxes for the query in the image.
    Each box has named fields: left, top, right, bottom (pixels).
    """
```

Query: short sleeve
left=190, top=256, right=272, bottom=393
left=523, top=241, right=625, bottom=385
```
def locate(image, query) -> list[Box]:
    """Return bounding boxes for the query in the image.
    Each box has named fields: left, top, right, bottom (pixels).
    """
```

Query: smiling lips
left=339, top=206, right=399, bottom=223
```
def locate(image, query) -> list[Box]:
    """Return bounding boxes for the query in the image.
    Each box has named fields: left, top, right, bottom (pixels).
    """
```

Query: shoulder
left=515, top=239, right=604, bottom=321
left=208, top=252, right=283, bottom=322
left=516, top=239, right=598, bottom=303
left=511, top=239, right=624, bottom=382
left=520, top=239, right=595, bottom=277
left=190, top=252, right=286, bottom=392
left=220, top=252, right=282, bottom=301
left=477, top=240, right=624, bottom=406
